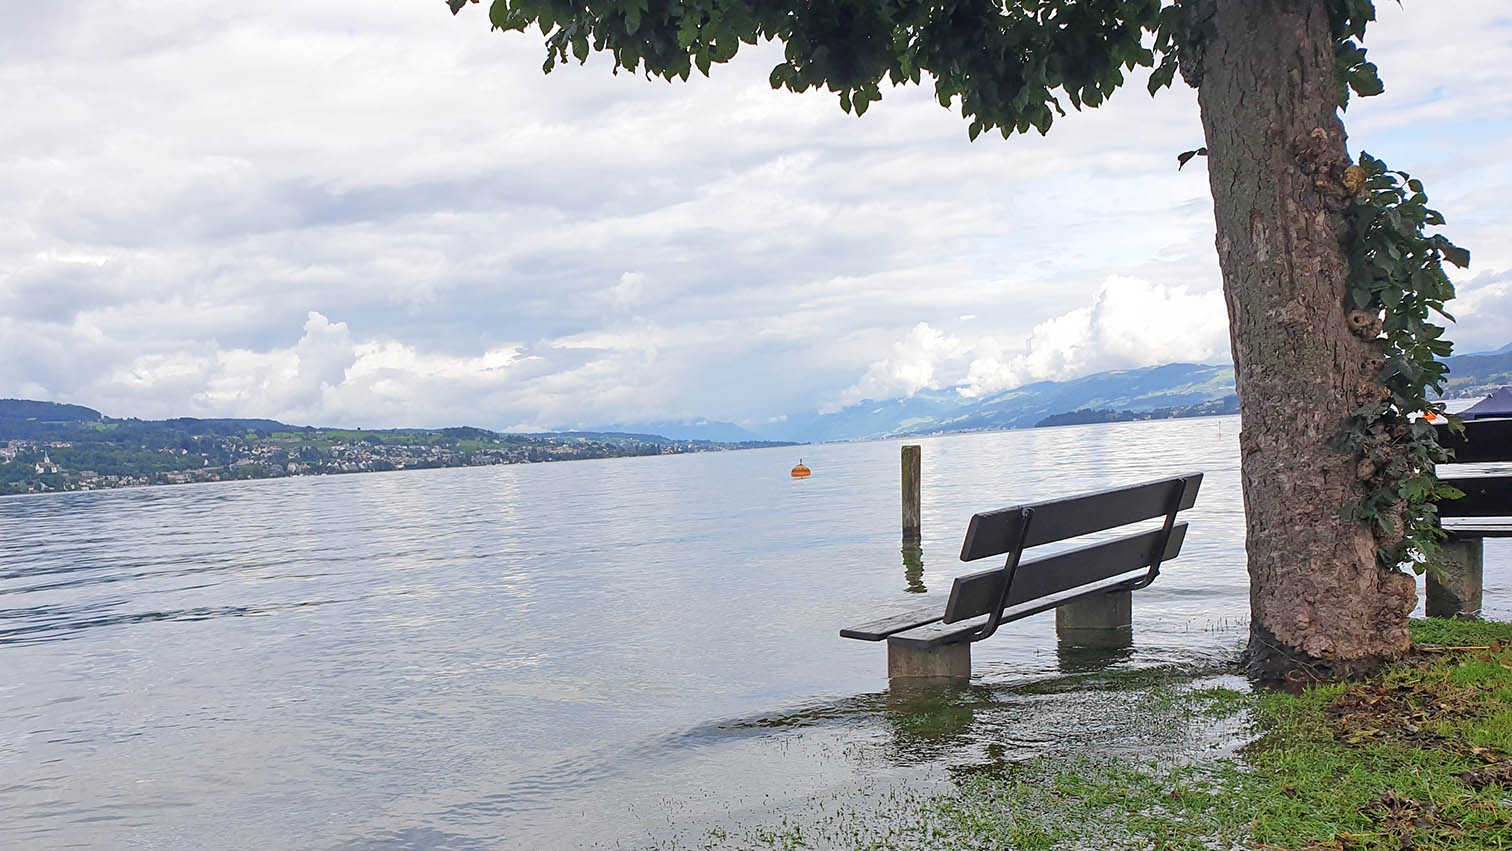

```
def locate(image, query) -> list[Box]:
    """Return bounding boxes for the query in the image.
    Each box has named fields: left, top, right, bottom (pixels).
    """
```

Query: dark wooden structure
left=901, top=444, right=921, bottom=545
left=1431, top=417, right=1512, bottom=618
left=842, top=472, right=1203, bottom=681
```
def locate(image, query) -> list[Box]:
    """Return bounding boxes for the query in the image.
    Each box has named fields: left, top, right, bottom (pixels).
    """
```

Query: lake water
left=3, top=416, right=1508, bottom=849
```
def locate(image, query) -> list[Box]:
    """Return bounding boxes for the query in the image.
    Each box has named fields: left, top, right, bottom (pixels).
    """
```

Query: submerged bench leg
left=1426, top=538, right=1483, bottom=620
left=1055, top=589, right=1133, bottom=650
left=887, top=639, right=970, bottom=683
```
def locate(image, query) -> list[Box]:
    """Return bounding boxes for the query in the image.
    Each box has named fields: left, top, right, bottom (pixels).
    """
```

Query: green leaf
left=1147, top=60, right=1177, bottom=95
left=711, top=36, right=738, bottom=63
left=1348, top=61, right=1385, bottom=98
left=489, top=0, right=527, bottom=32
left=1440, top=243, right=1470, bottom=269
left=676, top=14, right=700, bottom=49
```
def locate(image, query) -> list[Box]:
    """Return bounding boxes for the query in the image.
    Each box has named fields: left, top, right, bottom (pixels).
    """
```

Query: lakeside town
left=0, top=435, right=704, bottom=495
left=0, top=400, right=790, bottom=496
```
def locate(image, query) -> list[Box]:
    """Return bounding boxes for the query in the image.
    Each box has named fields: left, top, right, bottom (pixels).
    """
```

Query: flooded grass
left=646, top=618, right=1512, bottom=850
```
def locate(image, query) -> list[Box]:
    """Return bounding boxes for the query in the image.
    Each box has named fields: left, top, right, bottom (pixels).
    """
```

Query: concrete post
left=1055, top=590, right=1134, bottom=649
left=901, top=444, right=921, bottom=546
left=887, top=639, right=969, bottom=684
left=1426, top=538, right=1484, bottom=619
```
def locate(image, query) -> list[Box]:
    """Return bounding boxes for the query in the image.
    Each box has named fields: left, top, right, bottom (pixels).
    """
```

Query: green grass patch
left=1409, top=617, right=1512, bottom=648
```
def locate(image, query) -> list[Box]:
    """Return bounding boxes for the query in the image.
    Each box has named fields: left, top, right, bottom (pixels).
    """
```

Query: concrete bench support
left=1426, top=538, right=1484, bottom=620
left=1055, top=589, right=1133, bottom=649
left=887, top=638, right=970, bottom=683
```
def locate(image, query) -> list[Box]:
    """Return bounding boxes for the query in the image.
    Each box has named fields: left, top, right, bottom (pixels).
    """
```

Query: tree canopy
left=448, top=0, right=1384, bottom=138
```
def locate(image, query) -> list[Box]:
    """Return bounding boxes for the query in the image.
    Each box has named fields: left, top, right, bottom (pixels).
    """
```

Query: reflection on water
left=1057, top=640, right=1137, bottom=673
left=1, top=416, right=1506, bottom=849
left=901, top=544, right=927, bottom=593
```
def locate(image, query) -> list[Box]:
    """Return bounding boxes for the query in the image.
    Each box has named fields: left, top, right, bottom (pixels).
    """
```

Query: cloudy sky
left=4, top=2, right=1510, bottom=432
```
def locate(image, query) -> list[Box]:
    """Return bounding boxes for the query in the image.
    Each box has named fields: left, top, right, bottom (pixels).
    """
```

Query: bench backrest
left=1440, top=476, right=1512, bottom=518
left=1435, top=418, right=1512, bottom=519
left=1436, top=418, right=1512, bottom=464
left=944, top=473, right=1202, bottom=624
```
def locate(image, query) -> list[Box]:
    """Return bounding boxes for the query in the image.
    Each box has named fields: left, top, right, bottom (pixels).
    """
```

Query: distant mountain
left=1460, top=341, right=1512, bottom=357
left=773, top=391, right=972, bottom=443
left=764, top=341, right=1512, bottom=443
left=763, top=362, right=1237, bottom=442
left=580, top=418, right=765, bottom=443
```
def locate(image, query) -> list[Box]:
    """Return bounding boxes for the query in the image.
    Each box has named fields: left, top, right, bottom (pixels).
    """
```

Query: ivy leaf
left=1348, top=60, right=1384, bottom=98
left=1439, top=243, right=1470, bottom=269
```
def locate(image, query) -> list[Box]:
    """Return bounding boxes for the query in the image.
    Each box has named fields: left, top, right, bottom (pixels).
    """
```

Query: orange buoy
left=790, top=460, right=811, bottom=478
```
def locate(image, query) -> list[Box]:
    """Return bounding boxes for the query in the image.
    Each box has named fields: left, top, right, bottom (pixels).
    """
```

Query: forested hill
left=1443, top=350, right=1512, bottom=397
left=0, top=400, right=791, bottom=496
left=0, top=399, right=105, bottom=423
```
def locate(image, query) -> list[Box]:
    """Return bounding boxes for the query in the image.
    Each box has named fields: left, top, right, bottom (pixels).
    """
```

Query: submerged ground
left=649, top=618, right=1512, bottom=851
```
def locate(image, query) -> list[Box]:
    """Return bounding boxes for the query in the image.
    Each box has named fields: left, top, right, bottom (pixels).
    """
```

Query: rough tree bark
left=1195, top=0, right=1416, bottom=679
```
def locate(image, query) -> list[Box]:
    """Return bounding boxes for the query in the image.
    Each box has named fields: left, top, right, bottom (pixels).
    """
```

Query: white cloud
left=832, top=277, right=1228, bottom=408
left=1451, top=268, right=1512, bottom=354
left=0, top=1, right=1507, bottom=429
left=960, top=276, right=1228, bottom=397
left=835, top=322, right=971, bottom=408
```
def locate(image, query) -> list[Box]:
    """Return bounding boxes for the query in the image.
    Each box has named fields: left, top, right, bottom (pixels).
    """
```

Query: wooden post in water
left=901, top=445, right=921, bottom=546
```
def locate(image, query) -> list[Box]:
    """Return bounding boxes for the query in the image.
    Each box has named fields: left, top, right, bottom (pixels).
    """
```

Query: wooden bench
left=841, top=472, right=1203, bottom=682
left=1431, top=417, right=1512, bottom=618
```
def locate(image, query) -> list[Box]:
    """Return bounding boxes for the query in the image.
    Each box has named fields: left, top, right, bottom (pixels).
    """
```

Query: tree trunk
left=1194, top=0, right=1415, bottom=680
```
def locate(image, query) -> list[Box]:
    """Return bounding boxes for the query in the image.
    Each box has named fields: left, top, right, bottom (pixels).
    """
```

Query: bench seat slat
left=960, top=473, right=1201, bottom=561
left=943, top=523, right=1187, bottom=624
left=839, top=604, right=946, bottom=641
left=890, top=569, right=1151, bottom=649
left=1444, top=517, right=1512, bottom=538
